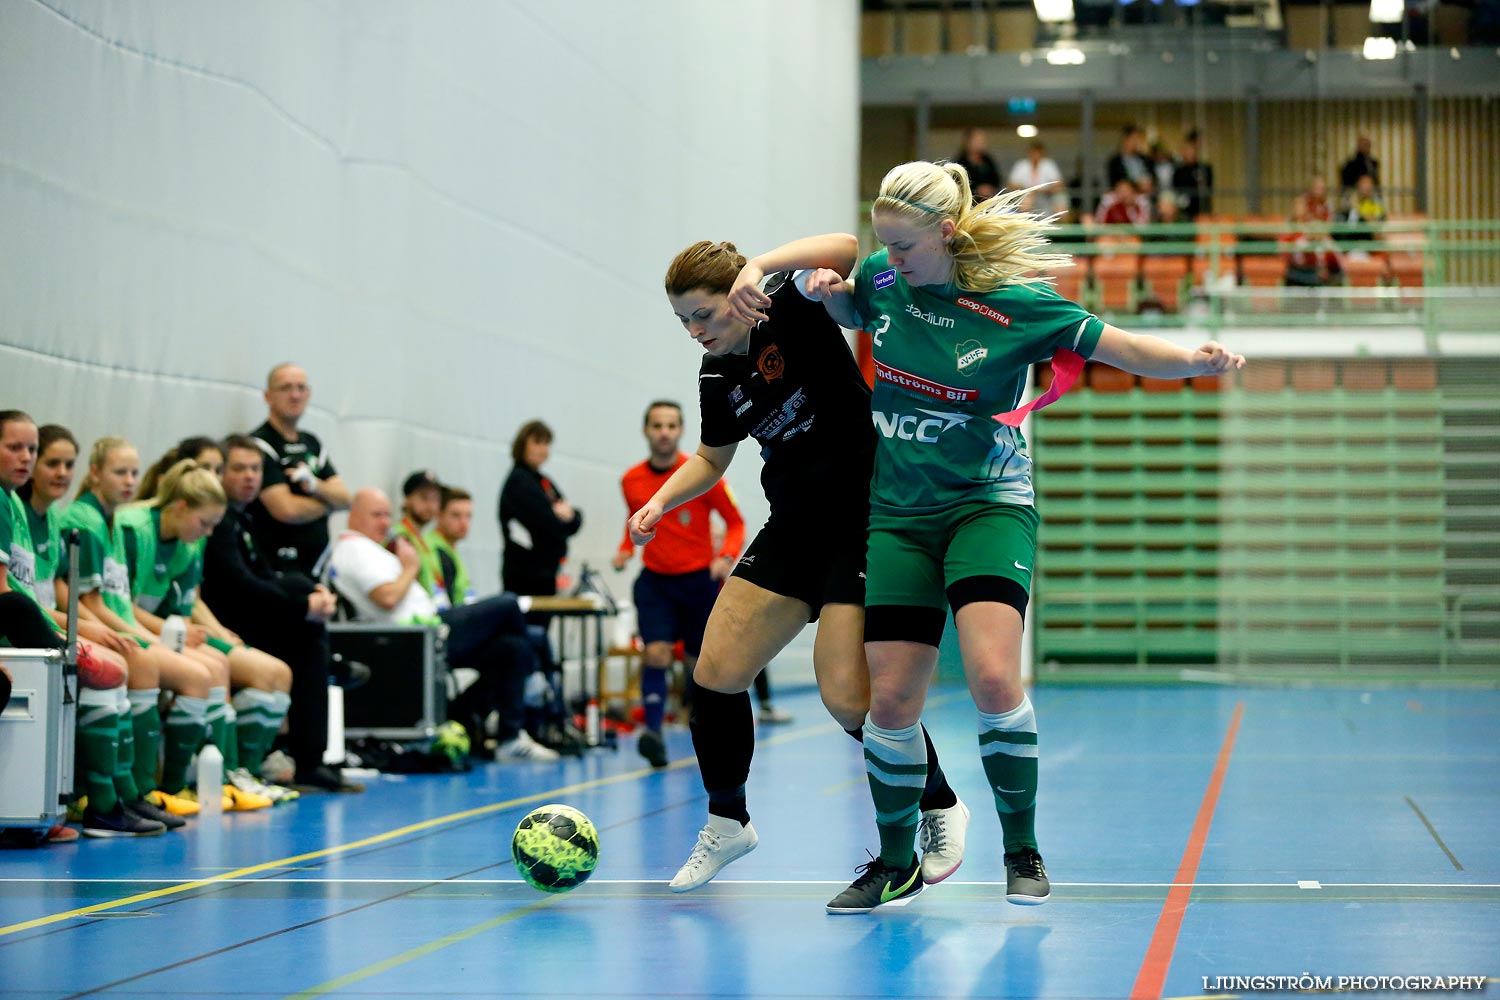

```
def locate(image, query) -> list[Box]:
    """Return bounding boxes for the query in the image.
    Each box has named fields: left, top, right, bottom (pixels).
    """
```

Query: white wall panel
left=0, top=0, right=861, bottom=602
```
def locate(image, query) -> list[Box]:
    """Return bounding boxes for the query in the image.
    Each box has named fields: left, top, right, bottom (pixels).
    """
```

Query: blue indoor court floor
left=1, top=684, right=1496, bottom=1000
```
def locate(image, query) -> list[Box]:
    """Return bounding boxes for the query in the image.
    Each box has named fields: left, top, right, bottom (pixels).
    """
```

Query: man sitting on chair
left=328, top=488, right=557, bottom=763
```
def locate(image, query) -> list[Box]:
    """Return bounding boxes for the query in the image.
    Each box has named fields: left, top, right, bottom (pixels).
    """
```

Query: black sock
left=690, top=686, right=754, bottom=825
left=918, top=724, right=958, bottom=812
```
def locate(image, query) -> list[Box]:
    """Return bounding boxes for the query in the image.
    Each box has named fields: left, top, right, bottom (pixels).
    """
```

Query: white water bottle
left=160, top=615, right=188, bottom=653
left=196, top=743, right=223, bottom=819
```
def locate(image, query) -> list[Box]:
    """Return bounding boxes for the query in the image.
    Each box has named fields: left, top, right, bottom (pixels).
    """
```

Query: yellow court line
left=0, top=763, right=662, bottom=938
left=283, top=895, right=564, bottom=1000
left=0, top=717, right=842, bottom=939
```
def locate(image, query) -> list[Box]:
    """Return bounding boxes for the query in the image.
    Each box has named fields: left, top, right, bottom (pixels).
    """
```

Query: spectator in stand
left=1148, top=192, right=1185, bottom=237
left=393, top=470, right=443, bottom=600
left=1341, top=174, right=1387, bottom=242
left=1339, top=134, right=1380, bottom=192
left=1150, top=142, right=1177, bottom=201
left=1303, top=173, right=1333, bottom=222
left=331, top=487, right=558, bottom=762
left=202, top=435, right=359, bottom=792
left=1285, top=195, right=1342, bottom=287
left=500, top=420, right=581, bottom=600
left=251, top=363, right=350, bottom=578
left=1106, top=124, right=1150, bottom=189
left=1096, top=178, right=1151, bottom=226
left=611, top=400, right=746, bottom=768
left=1005, top=141, right=1069, bottom=217
left=954, top=127, right=1002, bottom=202
left=1173, top=130, right=1215, bottom=219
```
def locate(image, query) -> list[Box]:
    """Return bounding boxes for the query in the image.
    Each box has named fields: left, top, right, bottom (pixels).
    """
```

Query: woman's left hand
left=726, top=263, right=770, bottom=326
left=1192, top=341, right=1245, bottom=374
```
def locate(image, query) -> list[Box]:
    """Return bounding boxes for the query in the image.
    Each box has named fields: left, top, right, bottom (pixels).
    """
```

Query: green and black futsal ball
left=511, top=804, right=599, bottom=893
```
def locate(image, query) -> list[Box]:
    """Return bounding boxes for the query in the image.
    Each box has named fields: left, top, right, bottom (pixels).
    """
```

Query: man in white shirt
left=1006, top=142, right=1069, bottom=217
left=329, top=488, right=558, bottom=762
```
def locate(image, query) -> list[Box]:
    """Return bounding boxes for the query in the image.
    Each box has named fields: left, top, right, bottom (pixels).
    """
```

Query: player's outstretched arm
left=629, top=442, right=738, bottom=545
left=1091, top=325, right=1245, bottom=379
left=726, top=234, right=860, bottom=326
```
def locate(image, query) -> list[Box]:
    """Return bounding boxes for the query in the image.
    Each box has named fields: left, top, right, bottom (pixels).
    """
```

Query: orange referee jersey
left=617, top=453, right=746, bottom=576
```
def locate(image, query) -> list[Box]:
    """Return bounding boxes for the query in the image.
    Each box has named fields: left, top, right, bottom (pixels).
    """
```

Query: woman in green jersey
left=126, top=457, right=295, bottom=805
left=18, top=423, right=184, bottom=834
left=733, top=160, right=1243, bottom=913
left=61, top=437, right=232, bottom=816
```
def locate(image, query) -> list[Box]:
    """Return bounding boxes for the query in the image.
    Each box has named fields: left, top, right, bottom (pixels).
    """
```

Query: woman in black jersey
left=631, top=237, right=967, bottom=893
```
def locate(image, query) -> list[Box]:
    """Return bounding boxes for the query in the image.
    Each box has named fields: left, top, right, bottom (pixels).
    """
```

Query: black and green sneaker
left=826, top=853, right=924, bottom=914
left=1004, top=847, right=1050, bottom=905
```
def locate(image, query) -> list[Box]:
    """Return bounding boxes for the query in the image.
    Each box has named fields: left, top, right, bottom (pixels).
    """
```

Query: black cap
left=402, top=469, right=441, bottom=497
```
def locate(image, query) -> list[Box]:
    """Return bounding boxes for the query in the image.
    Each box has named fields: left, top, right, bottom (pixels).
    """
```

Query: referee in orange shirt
left=613, top=400, right=745, bottom=768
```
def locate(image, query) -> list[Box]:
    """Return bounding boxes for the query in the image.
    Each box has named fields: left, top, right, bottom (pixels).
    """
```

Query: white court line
left=3, top=877, right=1497, bottom=888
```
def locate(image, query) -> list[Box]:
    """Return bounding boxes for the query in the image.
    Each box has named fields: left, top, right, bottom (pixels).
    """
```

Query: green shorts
left=206, top=635, right=236, bottom=655
left=865, top=500, right=1039, bottom=611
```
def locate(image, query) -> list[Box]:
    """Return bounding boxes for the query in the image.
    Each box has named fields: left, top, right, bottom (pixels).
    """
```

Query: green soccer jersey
left=116, top=505, right=204, bottom=617
left=852, top=248, right=1104, bottom=512
left=60, top=491, right=137, bottom=625
left=1, top=487, right=39, bottom=602
left=24, top=498, right=62, bottom=611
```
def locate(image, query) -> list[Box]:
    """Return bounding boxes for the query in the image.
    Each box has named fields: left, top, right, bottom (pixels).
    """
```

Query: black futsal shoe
left=826, top=853, right=924, bottom=914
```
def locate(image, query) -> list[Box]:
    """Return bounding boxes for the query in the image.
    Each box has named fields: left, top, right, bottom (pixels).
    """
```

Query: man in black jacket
left=202, top=435, right=361, bottom=793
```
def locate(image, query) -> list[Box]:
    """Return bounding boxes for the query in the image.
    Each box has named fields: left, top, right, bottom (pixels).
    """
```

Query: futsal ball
left=511, top=804, right=600, bottom=893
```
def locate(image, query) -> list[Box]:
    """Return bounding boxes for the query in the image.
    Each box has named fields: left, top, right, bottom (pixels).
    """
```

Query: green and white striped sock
left=77, top=687, right=120, bottom=814
left=126, top=687, right=161, bottom=796
left=162, top=694, right=208, bottom=793
left=978, top=696, right=1039, bottom=853
left=232, top=688, right=278, bottom=773
left=863, top=718, right=926, bottom=869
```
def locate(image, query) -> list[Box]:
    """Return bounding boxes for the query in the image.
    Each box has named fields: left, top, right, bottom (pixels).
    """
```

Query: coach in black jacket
left=202, top=435, right=358, bottom=793
left=499, top=420, right=582, bottom=598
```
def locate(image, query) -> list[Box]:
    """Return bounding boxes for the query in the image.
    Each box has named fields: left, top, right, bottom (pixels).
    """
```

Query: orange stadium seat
left=1141, top=255, right=1189, bottom=311
left=1093, top=254, right=1139, bottom=312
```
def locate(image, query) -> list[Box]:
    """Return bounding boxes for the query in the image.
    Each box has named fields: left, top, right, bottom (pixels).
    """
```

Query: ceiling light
left=1362, top=36, right=1398, bottom=59
left=1034, top=0, right=1075, bottom=24
left=1017, top=125, right=1040, bottom=139
left=1045, top=46, right=1086, bottom=65
left=1368, top=0, right=1402, bottom=23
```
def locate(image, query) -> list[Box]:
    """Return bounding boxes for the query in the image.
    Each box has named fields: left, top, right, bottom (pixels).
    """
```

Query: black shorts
left=731, top=513, right=867, bottom=622
left=633, top=568, right=718, bottom=656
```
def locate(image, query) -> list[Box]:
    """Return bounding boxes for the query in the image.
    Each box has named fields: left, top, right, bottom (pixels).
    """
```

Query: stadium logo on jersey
left=956, top=297, right=1011, bottom=327
left=873, top=269, right=897, bottom=290
left=757, top=344, right=786, bottom=382
left=871, top=408, right=973, bottom=443
left=955, top=339, right=989, bottom=377
left=905, top=303, right=955, bottom=329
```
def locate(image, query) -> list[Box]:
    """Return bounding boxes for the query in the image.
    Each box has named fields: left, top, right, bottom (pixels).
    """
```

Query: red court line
left=1130, top=701, right=1245, bottom=1000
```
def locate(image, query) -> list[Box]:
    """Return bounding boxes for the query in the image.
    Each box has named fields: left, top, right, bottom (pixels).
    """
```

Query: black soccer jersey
left=250, top=421, right=338, bottom=576
left=697, top=271, right=875, bottom=515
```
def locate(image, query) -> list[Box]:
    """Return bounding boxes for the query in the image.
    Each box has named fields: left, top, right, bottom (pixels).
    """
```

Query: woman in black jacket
left=499, top=420, right=581, bottom=598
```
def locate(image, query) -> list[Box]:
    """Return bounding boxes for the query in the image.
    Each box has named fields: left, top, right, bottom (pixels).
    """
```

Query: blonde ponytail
left=148, top=458, right=226, bottom=511
left=873, top=160, right=1075, bottom=293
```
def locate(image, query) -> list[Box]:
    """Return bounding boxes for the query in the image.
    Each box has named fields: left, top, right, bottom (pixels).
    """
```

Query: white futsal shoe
left=668, top=815, right=759, bottom=892
left=918, top=797, right=970, bottom=884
